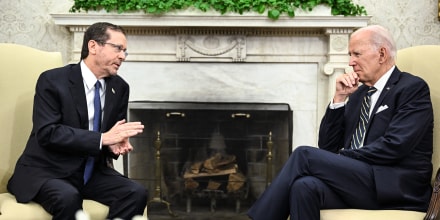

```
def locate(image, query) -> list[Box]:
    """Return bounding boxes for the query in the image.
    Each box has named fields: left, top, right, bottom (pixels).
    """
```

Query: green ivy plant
left=70, top=0, right=367, bottom=20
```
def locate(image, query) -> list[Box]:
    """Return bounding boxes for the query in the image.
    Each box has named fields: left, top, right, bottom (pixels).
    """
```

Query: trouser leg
left=247, top=146, right=378, bottom=220
left=290, top=176, right=348, bottom=220
left=34, top=179, right=82, bottom=220
left=82, top=171, right=148, bottom=219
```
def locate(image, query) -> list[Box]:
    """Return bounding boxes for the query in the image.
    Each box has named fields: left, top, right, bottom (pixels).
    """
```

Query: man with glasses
left=7, top=22, right=148, bottom=220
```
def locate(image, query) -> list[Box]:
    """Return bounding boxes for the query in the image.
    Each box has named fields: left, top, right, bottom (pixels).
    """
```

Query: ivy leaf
left=268, top=9, right=280, bottom=20
left=287, top=7, right=295, bottom=17
left=257, top=5, right=266, bottom=14
left=147, top=6, right=157, bottom=13
left=199, top=3, right=210, bottom=12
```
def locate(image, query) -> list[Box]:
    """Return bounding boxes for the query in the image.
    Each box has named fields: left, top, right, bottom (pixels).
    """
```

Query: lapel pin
left=386, top=87, right=390, bottom=90
left=112, top=88, right=115, bottom=94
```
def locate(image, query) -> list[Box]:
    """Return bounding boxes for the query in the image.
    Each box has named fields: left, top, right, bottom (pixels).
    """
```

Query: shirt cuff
left=329, top=100, right=345, bottom=109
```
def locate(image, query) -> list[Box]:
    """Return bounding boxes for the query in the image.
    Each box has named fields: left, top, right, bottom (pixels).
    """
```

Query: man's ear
left=378, top=47, right=387, bottom=64
left=88, top=40, right=99, bottom=56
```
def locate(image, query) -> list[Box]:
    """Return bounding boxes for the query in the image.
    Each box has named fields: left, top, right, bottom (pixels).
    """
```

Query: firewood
left=227, top=172, right=246, bottom=192
left=203, top=163, right=237, bottom=174
left=203, top=152, right=236, bottom=170
left=190, top=161, right=203, bottom=174
left=185, top=178, right=199, bottom=190
left=207, top=179, right=222, bottom=190
left=183, top=164, right=237, bottom=178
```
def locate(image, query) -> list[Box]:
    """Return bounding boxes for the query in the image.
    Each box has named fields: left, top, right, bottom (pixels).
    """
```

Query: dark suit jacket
left=7, top=63, right=130, bottom=203
left=318, top=67, right=433, bottom=211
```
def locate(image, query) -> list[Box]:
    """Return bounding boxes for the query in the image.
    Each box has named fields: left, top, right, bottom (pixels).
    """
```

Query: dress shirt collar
left=372, top=65, right=395, bottom=94
left=80, top=60, right=106, bottom=92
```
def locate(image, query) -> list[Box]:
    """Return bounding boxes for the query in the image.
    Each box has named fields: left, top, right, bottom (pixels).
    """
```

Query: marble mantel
left=52, top=10, right=369, bottom=65
left=51, top=11, right=370, bottom=148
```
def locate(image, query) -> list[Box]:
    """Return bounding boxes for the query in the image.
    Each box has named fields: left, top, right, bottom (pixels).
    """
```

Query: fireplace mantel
left=52, top=9, right=369, bottom=28
left=52, top=12, right=369, bottom=80
left=51, top=12, right=370, bottom=149
left=52, top=11, right=369, bottom=72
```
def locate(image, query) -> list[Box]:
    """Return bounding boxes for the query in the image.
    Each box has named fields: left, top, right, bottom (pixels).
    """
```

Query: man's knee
left=288, top=145, right=317, bottom=166
left=127, top=181, right=148, bottom=205
left=292, top=145, right=316, bottom=155
left=56, top=188, right=82, bottom=209
left=291, top=176, right=323, bottom=197
left=35, top=180, right=82, bottom=215
left=40, top=187, right=82, bottom=218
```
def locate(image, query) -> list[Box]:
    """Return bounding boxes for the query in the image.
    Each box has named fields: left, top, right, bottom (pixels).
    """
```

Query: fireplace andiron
left=266, top=131, right=273, bottom=187
left=147, top=131, right=177, bottom=217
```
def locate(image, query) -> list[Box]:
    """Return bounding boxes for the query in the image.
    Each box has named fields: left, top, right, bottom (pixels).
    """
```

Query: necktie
left=350, top=87, right=377, bottom=149
left=84, top=81, right=101, bottom=184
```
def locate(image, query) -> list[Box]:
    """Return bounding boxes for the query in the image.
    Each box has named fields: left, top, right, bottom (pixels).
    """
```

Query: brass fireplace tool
left=266, top=131, right=273, bottom=187
left=147, top=131, right=177, bottom=217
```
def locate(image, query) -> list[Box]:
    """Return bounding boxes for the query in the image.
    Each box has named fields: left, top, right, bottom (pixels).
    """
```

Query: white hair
left=353, top=25, right=397, bottom=60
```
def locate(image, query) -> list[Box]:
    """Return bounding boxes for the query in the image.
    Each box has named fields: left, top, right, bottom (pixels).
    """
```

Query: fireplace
left=126, top=101, right=292, bottom=215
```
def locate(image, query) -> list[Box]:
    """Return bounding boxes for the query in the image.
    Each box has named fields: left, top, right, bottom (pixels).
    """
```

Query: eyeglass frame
left=96, top=41, right=128, bottom=57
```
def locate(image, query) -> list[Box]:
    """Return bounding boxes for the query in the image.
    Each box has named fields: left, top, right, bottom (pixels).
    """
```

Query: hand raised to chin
left=334, top=71, right=360, bottom=103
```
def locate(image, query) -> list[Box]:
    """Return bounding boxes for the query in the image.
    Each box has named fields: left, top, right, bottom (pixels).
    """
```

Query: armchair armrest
left=424, top=168, right=440, bottom=220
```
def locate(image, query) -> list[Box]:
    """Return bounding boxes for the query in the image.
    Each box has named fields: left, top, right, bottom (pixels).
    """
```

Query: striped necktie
left=350, top=87, right=377, bottom=149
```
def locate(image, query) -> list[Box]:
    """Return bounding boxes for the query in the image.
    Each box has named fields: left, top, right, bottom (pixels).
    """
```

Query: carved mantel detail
left=177, top=35, right=246, bottom=62
left=324, top=28, right=354, bottom=75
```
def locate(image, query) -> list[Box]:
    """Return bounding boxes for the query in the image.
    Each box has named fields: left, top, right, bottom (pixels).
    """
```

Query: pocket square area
left=376, top=105, right=389, bottom=114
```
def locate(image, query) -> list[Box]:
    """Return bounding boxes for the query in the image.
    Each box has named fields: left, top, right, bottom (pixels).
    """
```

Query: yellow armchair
left=0, top=43, right=109, bottom=220
left=320, top=45, right=440, bottom=220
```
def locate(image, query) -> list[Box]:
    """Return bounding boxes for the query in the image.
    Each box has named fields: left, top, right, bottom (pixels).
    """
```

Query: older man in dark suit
left=248, top=25, right=433, bottom=220
left=7, top=22, right=148, bottom=220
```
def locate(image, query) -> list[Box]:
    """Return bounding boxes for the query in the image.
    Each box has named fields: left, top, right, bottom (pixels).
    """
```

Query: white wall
left=1, top=0, right=439, bottom=64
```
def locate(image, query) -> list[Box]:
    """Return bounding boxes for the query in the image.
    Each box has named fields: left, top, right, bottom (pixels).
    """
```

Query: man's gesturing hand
left=102, top=119, right=144, bottom=146
left=109, top=138, right=134, bottom=155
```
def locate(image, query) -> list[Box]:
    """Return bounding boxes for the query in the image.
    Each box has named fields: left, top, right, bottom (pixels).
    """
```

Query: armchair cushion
left=0, top=193, right=109, bottom=220
left=320, top=209, right=425, bottom=220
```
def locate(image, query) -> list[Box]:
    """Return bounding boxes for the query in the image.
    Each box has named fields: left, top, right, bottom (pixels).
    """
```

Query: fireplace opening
left=126, top=101, right=292, bottom=218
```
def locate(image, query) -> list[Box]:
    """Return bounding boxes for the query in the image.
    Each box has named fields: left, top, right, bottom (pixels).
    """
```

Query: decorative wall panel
left=1, top=0, right=438, bottom=63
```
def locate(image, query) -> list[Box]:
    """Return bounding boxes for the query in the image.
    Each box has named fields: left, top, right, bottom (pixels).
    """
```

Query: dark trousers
left=34, top=169, right=148, bottom=220
left=247, top=146, right=379, bottom=220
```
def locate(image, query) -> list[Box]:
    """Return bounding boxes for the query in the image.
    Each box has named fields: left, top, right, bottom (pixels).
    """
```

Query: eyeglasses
left=100, top=41, right=128, bottom=57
